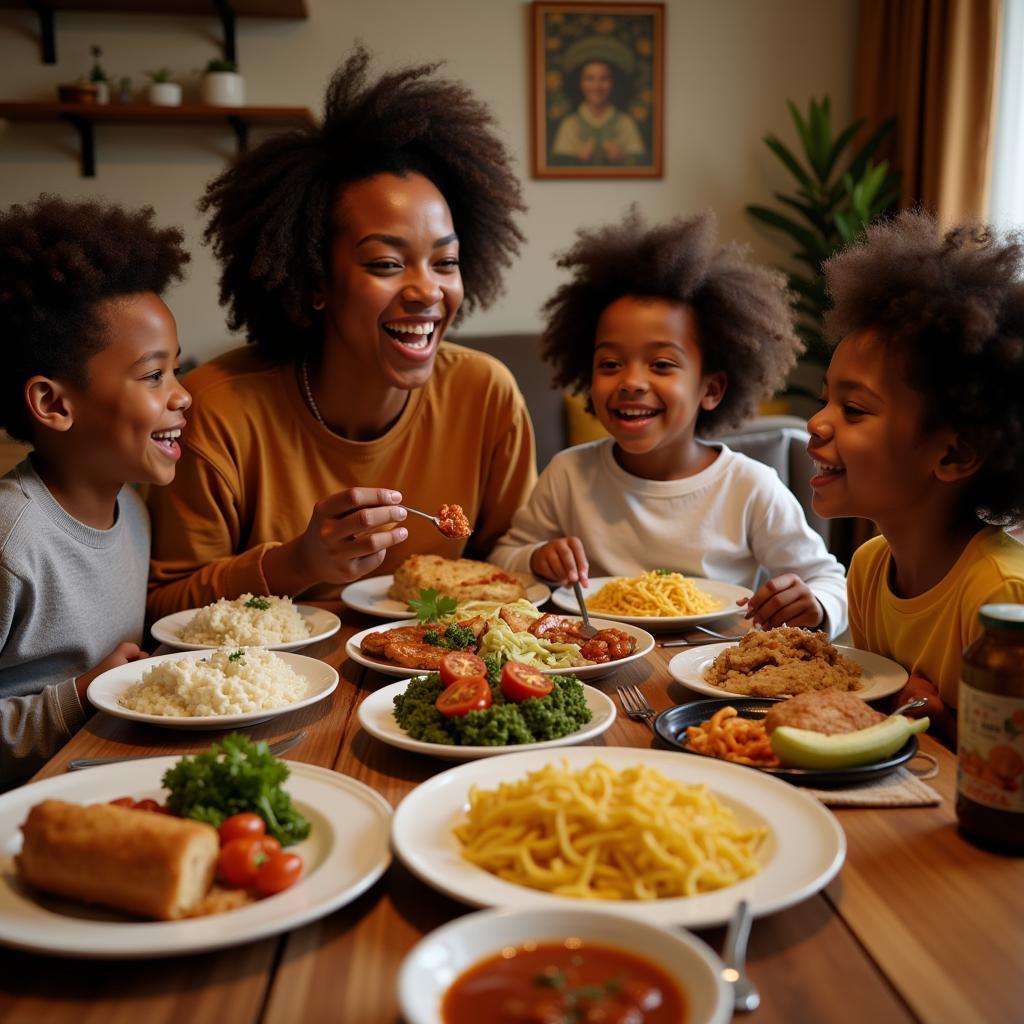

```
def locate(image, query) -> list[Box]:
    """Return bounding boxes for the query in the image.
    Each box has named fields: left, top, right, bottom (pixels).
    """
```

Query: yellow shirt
left=147, top=343, right=536, bottom=618
left=848, top=527, right=1024, bottom=707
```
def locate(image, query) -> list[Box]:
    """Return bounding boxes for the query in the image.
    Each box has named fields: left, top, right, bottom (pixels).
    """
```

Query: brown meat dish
left=703, top=626, right=863, bottom=697
left=436, top=503, right=471, bottom=539
left=763, top=691, right=884, bottom=736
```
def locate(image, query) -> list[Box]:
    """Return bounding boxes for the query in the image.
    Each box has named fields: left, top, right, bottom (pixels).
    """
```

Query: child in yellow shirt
left=807, top=211, right=1024, bottom=745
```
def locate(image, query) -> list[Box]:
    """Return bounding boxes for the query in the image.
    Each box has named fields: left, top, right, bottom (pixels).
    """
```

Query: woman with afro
left=491, top=209, right=848, bottom=635
left=147, top=49, right=534, bottom=617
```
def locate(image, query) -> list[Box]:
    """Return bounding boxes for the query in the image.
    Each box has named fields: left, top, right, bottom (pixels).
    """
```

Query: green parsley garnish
left=162, top=734, right=310, bottom=845
left=228, top=649, right=245, bottom=662
left=654, top=568, right=674, bottom=576
left=244, top=596, right=271, bottom=610
left=408, top=587, right=458, bottom=624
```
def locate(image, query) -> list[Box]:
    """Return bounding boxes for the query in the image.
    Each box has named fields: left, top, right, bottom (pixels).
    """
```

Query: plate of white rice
left=151, top=595, right=341, bottom=651
left=86, top=648, right=339, bottom=729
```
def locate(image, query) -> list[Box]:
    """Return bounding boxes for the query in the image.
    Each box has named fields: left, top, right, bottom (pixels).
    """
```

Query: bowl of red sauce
left=398, top=906, right=731, bottom=1024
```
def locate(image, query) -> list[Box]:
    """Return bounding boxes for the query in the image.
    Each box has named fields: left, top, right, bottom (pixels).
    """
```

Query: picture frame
left=532, top=2, right=664, bottom=179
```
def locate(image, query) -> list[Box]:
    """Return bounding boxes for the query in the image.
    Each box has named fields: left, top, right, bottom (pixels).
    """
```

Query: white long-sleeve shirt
left=490, top=439, right=848, bottom=637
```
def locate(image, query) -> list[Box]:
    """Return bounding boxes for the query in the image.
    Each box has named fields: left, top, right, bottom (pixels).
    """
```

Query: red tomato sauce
left=442, top=939, right=687, bottom=1023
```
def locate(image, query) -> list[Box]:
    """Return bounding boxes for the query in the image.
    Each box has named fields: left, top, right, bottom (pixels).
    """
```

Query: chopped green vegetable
left=244, top=596, right=271, bottom=610
left=228, top=649, right=245, bottom=662
left=408, top=587, right=458, bottom=623
left=392, top=669, right=590, bottom=746
left=654, top=568, right=674, bottom=576
left=423, top=623, right=476, bottom=650
left=161, top=733, right=310, bottom=845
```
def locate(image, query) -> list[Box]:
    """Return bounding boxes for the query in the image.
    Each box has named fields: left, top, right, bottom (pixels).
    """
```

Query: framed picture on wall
left=532, top=2, right=664, bottom=178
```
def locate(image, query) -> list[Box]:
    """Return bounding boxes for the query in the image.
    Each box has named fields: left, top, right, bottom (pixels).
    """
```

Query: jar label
left=957, top=683, right=1024, bottom=814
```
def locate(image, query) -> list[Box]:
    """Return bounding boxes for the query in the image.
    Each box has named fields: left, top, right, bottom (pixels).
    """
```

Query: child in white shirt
left=491, top=210, right=847, bottom=635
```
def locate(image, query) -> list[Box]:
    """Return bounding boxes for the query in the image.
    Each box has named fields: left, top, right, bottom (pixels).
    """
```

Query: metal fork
left=67, top=730, right=306, bottom=771
left=572, top=580, right=599, bottom=638
left=616, top=685, right=656, bottom=730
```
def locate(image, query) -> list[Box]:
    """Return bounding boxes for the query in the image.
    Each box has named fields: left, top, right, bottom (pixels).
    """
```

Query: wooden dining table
left=0, top=605, right=1020, bottom=1024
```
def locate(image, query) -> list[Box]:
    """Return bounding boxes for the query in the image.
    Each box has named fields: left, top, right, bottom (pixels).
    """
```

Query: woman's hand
left=738, top=573, right=824, bottom=630
left=530, top=537, right=589, bottom=587
left=264, top=488, right=409, bottom=593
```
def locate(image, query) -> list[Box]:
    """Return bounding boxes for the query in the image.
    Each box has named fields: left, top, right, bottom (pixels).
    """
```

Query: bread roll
left=17, top=800, right=219, bottom=920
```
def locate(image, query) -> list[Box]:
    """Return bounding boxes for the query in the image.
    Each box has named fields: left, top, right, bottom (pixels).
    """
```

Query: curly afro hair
left=823, top=210, right=1024, bottom=526
left=200, top=47, right=526, bottom=360
left=540, top=208, right=802, bottom=435
left=0, top=196, right=189, bottom=442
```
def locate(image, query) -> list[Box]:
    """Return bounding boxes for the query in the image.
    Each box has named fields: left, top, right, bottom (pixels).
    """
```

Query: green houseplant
left=747, top=97, right=901, bottom=392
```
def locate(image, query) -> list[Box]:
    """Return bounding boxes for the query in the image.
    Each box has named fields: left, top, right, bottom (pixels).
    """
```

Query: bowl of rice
left=86, top=647, right=339, bottom=729
left=151, top=595, right=341, bottom=652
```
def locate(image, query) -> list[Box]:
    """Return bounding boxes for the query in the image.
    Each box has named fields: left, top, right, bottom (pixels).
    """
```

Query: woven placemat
left=805, top=755, right=942, bottom=807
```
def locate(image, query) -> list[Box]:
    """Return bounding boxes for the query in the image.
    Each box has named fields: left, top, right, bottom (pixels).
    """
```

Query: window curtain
left=854, top=0, right=1003, bottom=224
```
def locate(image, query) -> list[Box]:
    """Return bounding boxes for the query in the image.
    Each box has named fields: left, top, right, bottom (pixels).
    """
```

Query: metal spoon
left=893, top=696, right=928, bottom=716
left=571, top=580, right=598, bottom=638
left=721, top=899, right=759, bottom=1013
left=402, top=506, right=451, bottom=536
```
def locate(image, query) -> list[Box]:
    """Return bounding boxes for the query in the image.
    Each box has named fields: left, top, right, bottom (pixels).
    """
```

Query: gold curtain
left=854, top=0, right=1002, bottom=224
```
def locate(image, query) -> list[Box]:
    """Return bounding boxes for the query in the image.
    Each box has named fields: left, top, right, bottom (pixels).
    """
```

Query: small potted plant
left=145, top=68, right=182, bottom=107
left=200, top=58, right=245, bottom=107
left=88, top=45, right=110, bottom=104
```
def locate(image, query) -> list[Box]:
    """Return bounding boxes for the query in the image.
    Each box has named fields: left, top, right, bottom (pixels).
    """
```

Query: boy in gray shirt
left=0, top=197, right=192, bottom=785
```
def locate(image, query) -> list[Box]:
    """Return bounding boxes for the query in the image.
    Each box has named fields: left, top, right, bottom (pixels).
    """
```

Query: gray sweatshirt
left=0, top=458, right=149, bottom=786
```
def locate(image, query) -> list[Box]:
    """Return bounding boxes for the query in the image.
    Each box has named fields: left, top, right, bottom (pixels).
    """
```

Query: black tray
left=654, top=697, right=919, bottom=787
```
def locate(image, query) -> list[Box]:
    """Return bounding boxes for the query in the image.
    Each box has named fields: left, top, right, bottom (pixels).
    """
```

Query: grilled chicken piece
left=498, top=606, right=533, bottom=634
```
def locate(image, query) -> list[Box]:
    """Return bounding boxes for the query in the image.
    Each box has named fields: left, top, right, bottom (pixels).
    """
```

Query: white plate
left=667, top=642, right=908, bottom=702
left=357, top=679, right=616, bottom=760
left=87, top=649, right=339, bottom=730
left=391, top=745, right=845, bottom=928
left=399, top=906, right=731, bottom=1024
left=0, top=758, right=392, bottom=959
left=551, top=576, right=754, bottom=631
left=341, top=574, right=551, bottom=619
left=150, top=605, right=341, bottom=652
left=346, top=618, right=655, bottom=681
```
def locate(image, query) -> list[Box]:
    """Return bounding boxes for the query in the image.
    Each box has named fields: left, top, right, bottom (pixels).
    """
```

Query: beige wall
left=0, top=0, right=858, bottom=365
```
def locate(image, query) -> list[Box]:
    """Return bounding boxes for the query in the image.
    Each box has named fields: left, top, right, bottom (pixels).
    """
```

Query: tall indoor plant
left=747, top=97, right=901, bottom=392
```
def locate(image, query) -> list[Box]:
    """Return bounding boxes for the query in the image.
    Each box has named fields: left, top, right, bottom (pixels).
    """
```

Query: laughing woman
left=146, top=50, right=534, bottom=617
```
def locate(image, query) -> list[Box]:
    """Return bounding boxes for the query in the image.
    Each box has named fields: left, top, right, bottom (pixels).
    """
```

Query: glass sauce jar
left=957, top=603, right=1024, bottom=852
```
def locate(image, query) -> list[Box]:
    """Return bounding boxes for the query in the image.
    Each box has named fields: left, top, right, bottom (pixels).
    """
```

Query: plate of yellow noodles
left=391, top=746, right=845, bottom=928
left=551, top=572, right=753, bottom=631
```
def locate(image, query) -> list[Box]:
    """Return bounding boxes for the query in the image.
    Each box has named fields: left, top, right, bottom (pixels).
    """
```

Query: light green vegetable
left=770, top=714, right=929, bottom=770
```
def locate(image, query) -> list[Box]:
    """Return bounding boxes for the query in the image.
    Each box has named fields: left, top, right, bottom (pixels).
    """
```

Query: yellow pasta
left=587, top=571, right=722, bottom=617
left=454, top=760, right=767, bottom=900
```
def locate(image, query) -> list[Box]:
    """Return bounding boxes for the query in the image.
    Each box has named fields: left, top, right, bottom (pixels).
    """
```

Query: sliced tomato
left=218, top=812, right=266, bottom=846
left=500, top=661, right=553, bottom=702
left=439, top=650, right=487, bottom=687
left=254, top=851, right=303, bottom=896
left=108, top=797, right=135, bottom=808
left=435, top=675, right=492, bottom=717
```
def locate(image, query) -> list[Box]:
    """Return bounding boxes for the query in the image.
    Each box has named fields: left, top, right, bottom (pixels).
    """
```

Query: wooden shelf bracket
left=212, top=0, right=237, bottom=63
left=26, top=1, right=57, bottom=63
left=61, top=111, right=95, bottom=175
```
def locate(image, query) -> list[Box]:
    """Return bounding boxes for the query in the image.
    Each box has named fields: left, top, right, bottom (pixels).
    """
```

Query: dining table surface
left=0, top=601, right=1021, bottom=1024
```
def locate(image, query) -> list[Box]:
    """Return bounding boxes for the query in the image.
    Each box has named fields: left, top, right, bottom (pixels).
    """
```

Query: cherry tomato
left=254, top=851, right=303, bottom=896
left=218, top=812, right=266, bottom=846
left=435, top=675, right=492, bottom=717
left=217, top=837, right=264, bottom=888
left=439, top=651, right=487, bottom=688
left=109, top=797, right=135, bottom=808
left=256, top=835, right=282, bottom=857
left=133, top=799, right=164, bottom=814
left=500, top=661, right=553, bottom=702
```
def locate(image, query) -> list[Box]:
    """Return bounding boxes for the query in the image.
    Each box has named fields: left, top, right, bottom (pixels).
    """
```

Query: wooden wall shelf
left=0, top=1, right=309, bottom=64
left=0, top=101, right=315, bottom=176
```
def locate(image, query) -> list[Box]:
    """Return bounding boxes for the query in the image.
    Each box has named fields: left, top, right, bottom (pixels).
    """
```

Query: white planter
left=148, top=81, right=182, bottom=107
left=200, top=71, right=245, bottom=107
left=93, top=80, right=110, bottom=105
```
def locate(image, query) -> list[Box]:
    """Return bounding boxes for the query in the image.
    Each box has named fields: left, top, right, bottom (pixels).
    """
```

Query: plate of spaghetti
left=654, top=698, right=920, bottom=786
left=391, top=745, right=845, bottom=928
left=550, top=573, right=752, bottom=631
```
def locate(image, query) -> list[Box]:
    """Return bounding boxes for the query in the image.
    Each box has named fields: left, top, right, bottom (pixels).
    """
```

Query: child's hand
left=75, top=642, right=147, bottom=707
left=893, top=674, right=956, bottom=748
left=530, top=537, right=590, bottom=587
left=738, top=573, right=824, bottom=630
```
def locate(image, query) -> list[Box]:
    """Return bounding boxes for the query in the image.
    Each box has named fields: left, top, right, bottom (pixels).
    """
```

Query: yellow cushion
left=564, top=391, right=610, bottom=447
